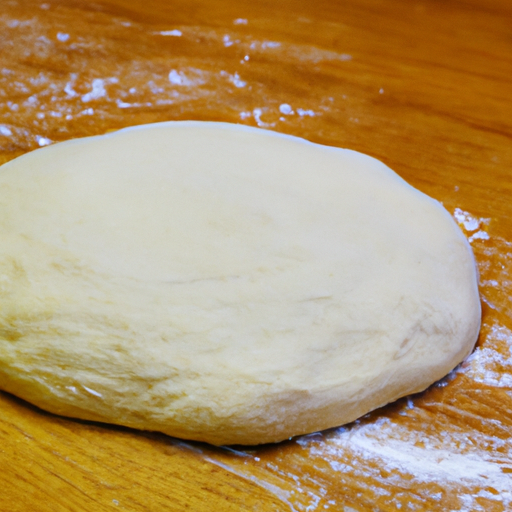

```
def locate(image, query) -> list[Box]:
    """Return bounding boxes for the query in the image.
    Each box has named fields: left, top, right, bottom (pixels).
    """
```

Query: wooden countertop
left=1, top=0, right=512, bottom=510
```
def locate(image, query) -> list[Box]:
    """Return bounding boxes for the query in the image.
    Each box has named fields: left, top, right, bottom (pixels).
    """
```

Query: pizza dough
left=0, top=122, right=480, bottom=445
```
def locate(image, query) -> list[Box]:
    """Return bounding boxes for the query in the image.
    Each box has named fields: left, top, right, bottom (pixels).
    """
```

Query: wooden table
left=1, top=0, right=512, bottom=510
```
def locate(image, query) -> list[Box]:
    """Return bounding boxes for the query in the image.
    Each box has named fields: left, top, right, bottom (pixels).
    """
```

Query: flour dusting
left=460, top=323, right=512, bottom=387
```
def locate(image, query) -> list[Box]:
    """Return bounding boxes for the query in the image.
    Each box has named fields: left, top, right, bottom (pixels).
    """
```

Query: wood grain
left=1, top=0, right=512, bottom=510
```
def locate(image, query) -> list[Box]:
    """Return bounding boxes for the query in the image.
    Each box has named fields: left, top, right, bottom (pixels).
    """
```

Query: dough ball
left=0, top=122, right=480, bottom=445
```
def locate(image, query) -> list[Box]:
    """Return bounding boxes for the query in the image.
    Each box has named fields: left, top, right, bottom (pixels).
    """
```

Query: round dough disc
left=0, top=122, right=480, bottom=445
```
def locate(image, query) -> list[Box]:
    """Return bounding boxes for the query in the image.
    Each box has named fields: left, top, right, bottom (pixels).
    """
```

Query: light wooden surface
left=1, top=0, right=512, bottom=510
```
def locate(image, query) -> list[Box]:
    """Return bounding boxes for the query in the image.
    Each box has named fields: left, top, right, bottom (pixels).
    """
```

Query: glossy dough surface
left=0, top=122, right=480, bottom=445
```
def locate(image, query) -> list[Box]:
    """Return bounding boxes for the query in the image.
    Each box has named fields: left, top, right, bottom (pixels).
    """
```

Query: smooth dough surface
left=0, top=122, right=480, bottom=445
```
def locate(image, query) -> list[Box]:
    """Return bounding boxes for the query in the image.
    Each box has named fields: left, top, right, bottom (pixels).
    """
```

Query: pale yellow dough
left=0, top=122, right=480, bottom=445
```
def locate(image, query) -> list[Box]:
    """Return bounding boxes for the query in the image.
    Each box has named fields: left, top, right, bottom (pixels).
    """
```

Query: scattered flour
left=460, top=323, right=512, bottom=387
left=453, top=208, right=490, bottom=243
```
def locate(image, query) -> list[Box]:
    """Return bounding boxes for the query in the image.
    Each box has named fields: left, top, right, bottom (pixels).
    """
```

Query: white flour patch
left=453, top=208, right=490, bottom=243
left=298, top=417, right=512, bottom=510
left=459, top=323, right=512, bottom=387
